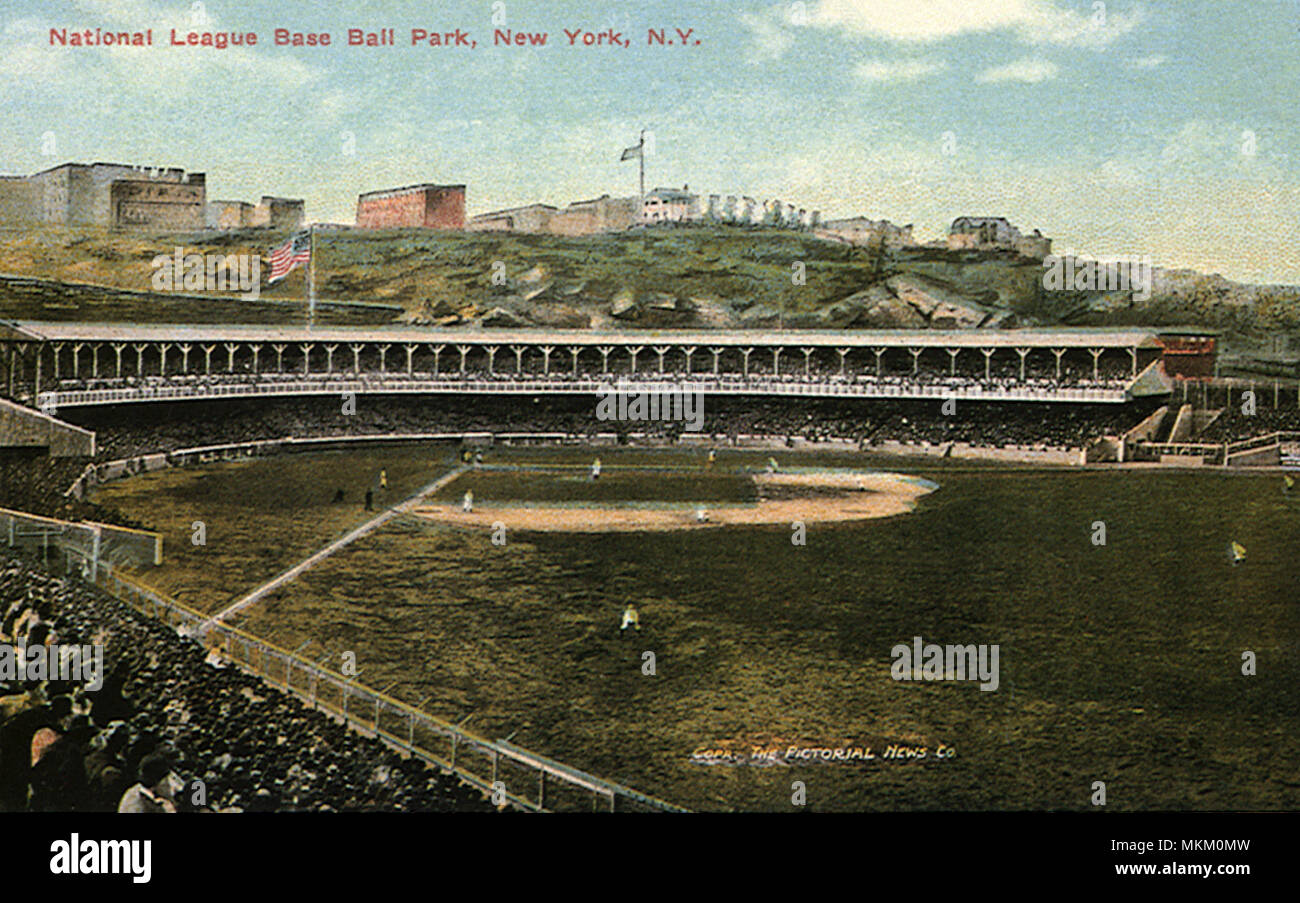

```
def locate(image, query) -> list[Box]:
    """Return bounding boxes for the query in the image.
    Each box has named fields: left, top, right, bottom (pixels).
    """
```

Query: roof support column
left=682, top=346, right=696, bottom=375
left=72, top=343, right=84, bottom=379
left=405, top=344, right=415, bottom=375
left=539, top=346, right=554, bottom=375
left=92, top=344, right=101, bottom=378
left=946, top=348, right=959, bottom=376
left=178, top=343, right=191, bottom=374
left=908, top=347, right=921, bottom=375
left=1088, top=348, right=1103, bottom=382
left=1051, top=348, right=1065, bottom=381
left=654, top=345, right=670, bottom=374
left=273, top=344, right=286, bottom=373
left=980, top=348, right=994, bottom=382
left=51, top=342, right=63, bottom=380
left=801, top=347, right=814, bottom=377
left=325, top=344, right=338, bottom=373
left=1015, top=347, right=1030, bottom=381
left=873, top=347, right=886, bottom=377
left=1129, top=347, right=1138, bottom=376
left=457, top=345, right=471, bottom=374
left=430, top=344, right=445, bottom=375
left=771, top=347, right=782, bottom=376
left=710, top=347, right=723, bottom=376
left=511, top=345, right=526, bottom=374
left=377, top=344, right=391, bottom=373
left=133, top=343, right=147, bottom=376
left=741, top=347, right=754, bottom=378
left=301, top=343, right=315, bottom=375
left=158, top=343, right=171, bottom=376
left=568, top=346, right=582, bottom=377
left=598, top=346, right=613, bottom=374
left=222, top=343, right=237, bottom=373
left=351, top=343, right=365, bottom=374
left=628, top=346, right=643, bottom=375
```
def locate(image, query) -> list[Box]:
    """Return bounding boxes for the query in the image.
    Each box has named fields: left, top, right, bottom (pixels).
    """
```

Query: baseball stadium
left=4, top=311, right=1297, bottom=813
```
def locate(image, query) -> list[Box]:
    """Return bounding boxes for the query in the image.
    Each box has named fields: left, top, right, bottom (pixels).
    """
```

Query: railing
left=92, top=563, right=685, bottom=813
left=1225, top=431, right=1300, bottom=456
left=1133, top=442, right=1226, bottom=464
left=37, top=375, right=1133, bottom=409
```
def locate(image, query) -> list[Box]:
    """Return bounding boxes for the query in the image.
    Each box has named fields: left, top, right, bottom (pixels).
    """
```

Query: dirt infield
left=410, top=469, right=936, bottom=533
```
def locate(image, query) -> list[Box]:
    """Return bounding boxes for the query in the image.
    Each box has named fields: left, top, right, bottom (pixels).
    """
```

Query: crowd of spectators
left=0, top=451, right=138, bottom=527
left=0, top=551, right=493, bottom=812
left=1197, top=406, right=1300, bottom=443
left=55, top=394, right=1159, bottom=462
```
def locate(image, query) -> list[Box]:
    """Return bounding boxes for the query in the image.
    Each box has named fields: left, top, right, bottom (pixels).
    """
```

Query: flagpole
left=638, top=129, right=645, bottom=201
left=307, top=223, right=316, bottom=323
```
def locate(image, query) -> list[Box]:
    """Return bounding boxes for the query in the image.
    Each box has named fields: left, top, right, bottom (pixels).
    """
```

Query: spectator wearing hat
left=117, top=753, right=178, bottom=813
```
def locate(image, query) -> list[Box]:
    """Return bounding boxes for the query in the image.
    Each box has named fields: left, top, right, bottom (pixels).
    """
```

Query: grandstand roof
left=6, top=322, right=1176, bottom=350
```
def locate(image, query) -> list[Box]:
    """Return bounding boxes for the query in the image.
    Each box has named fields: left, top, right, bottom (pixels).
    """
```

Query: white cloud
left=811, top=0, right=1033, bottom=42
left=854, top=58, right=948, bottom=83
left=1157, top=119, right=1262, bottom=168
left=809, top=0, right=1141, bottom=48
left=1126, top=54, right=1168, bottom=69
left=1017, top=2, right=1142, bottom=49
left=976, top=57, right=1059, bottom=83
left=739, top=11, right=795, bottom=62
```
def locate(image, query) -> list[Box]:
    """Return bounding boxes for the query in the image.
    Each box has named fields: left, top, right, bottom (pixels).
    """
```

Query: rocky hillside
left=0, top=226, right=1295, bottom=353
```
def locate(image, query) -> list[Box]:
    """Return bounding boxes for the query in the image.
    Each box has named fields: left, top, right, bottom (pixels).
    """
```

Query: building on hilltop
left=355, top=183, right=465, bottom=229
left=250, top=196, right=305, bottom=230
left=641, top=186, right=700, bottom=225
left=467, top=203, right=559, bottom=233
left=206, top=195, right=304, bottom=231
left=0, top=161, right=205, bottom=230
left=463, top=186, right=822, bottom=236
left=206, top=200, right=254, bottom=230
left=548, top=194, right=640, bottom=236
left=948, top=216, right=1052, bottom=258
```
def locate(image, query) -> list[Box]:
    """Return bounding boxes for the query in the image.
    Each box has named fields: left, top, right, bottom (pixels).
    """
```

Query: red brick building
left=355, top=183, right=465, bottom=229
left=1155, top=332, right=1218, bottom=380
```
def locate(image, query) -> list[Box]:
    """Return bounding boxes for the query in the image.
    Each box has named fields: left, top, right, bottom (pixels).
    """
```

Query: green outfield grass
left=92, top=445, right=1300, bottom=811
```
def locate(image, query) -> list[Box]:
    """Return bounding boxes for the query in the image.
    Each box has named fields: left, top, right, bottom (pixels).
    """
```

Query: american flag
left=268, top=230, right=311, bottom=283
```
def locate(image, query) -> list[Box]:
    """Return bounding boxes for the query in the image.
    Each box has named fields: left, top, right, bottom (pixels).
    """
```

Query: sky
left=1, top=0, right=1297, bottom=285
